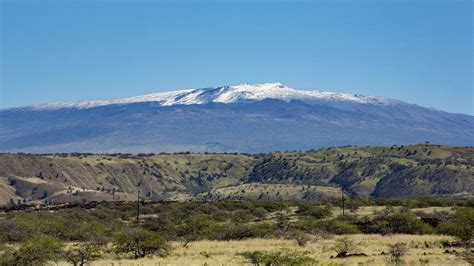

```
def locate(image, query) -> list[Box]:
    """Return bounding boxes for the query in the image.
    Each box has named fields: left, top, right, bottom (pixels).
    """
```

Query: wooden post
left=136, top=182, right=141, bottom=224
left=341, top=189, right=345, bottom=216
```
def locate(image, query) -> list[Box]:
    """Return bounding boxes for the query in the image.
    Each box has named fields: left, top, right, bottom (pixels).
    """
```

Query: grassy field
left=1, top=199, right=472, bottom=266
left=64, top=235, right=467, bottom=265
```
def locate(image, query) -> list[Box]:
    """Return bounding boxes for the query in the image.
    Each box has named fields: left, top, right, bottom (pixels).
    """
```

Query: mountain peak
left=235, top=82, right=285, bottom=88
left=23, top=83, right=395, bottom=110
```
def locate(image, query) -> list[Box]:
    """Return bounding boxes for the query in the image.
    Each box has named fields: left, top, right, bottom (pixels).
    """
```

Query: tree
left=387, top=242, right=408, bottom=264
left=113, top=227, right=169, bottom=259
left=177, top=216, right=219, bottom=247
left=63, top=242, right=101, bottom=266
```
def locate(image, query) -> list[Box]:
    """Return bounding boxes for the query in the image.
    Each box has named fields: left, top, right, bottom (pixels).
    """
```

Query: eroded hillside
left=0, top=144, right=473, bottom=206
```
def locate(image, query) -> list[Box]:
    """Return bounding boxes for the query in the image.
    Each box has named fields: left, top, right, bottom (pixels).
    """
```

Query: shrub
left=239, top=251, right=315, bottom=266
left=252, top=207, right=269, bottom=220
left=0, top=218, right=32, bottom=243
left=63, top=242, right=102, bottom=266
left=345, top=198, right=365, bottom=213
left=457, top=248, right=474, bottom=265
left=322, top=220, right=362, bottom=235
left=0, top=235, right=63, bottom=266
left=113, top=227, right=169, bottom=259
left=437, top=208, right=474, bottom=246
left=332, top=237, right=357, bottom=257
left=356, top=209, right=433, bottom=235
left=219, top=222, right=276, bottom=241
left=387, top=242, right=408, bottom=264
left=0, top=209, right=114, bottom=244
left=231, top=209, right=255, bottom=223
left=287, top=231, right=310, bottom=247
left=294, top=218, right=360, bottom=235
left=176, top=216, right=221, bottom=246
left=296, top=202, right=331, bottom=219
left=0, top=246, right=15, bottom=266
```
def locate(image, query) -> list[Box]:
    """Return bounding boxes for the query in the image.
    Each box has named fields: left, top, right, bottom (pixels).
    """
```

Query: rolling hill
left=0, top=144, right=472, bottom=206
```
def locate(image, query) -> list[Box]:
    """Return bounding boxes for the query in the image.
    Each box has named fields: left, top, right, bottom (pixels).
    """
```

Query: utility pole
left=136, top=182, right=141, bottom=224
left=341, top=189, right=345, bottom=216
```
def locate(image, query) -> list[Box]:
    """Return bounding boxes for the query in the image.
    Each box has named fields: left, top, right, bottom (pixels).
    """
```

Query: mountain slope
left=0, top=83, right=473, bottom=153
left=24, top=83, right=394, bottom=110
left=0, top=145, right=472, bottom=206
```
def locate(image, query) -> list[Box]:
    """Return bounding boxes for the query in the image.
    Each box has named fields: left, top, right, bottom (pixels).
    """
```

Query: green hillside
left=0, top=144, right=473, bottom=206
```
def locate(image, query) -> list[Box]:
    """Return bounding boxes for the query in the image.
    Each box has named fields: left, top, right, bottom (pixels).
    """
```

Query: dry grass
left=205, top=183, right=342, bottom=201
left=331, top=206, right=453, bottom=218
left=331, top=206, right=387, bottom=217
left=63, top=234, right=468, bottom=266
left=410, top=207, right=453, bottom=214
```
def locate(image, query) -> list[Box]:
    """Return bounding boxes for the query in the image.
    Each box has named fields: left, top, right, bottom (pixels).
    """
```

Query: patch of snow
left=25, top=83, right=398, bottom=110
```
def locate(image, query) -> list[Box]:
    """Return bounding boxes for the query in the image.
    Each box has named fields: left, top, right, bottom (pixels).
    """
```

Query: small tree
left=332, top=237, right=357, bottom=257
left=387, top=242, right=408, bottom=264
left=64, top=242, right=101, bottom=266
left=113, top=227, right=169, bottom=259
left=177, top=216, right=218, bottom=247
left=288, top=231, right=310, bottom=247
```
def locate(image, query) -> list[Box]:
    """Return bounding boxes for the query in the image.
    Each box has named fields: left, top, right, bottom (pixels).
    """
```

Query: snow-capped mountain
left=28, top=83, right=398, bottom=110
left=1, top=83, right=473, bottom=153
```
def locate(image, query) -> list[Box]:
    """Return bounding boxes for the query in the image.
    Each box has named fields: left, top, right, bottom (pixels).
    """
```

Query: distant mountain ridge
left=1, top=83, right=473, bottom=153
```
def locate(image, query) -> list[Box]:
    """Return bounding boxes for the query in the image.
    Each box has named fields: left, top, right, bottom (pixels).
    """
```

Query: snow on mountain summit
left=27, top=83, right=396, bottom=110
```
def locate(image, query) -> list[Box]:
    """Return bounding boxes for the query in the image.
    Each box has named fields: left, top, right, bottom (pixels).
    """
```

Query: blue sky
left=1, top=0, right=472, bottom=114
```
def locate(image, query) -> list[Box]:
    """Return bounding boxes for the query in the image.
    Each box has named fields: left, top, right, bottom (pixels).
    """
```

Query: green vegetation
left=332, top=237, right=358, bottom=257
left=239, top=250, right=316, bottom=265
left=0, top=198, right=472, bottom=265
left=437, top=208, right=474, bottom=246
left=0, top=235, right=63, bottom=266
left=0, top=144, right=473, bottom=206
left=387, top=242, right=408, bottom=264
left=113, top=227, right=169, bottom=259
left=63, top=242, right=101, bottom=266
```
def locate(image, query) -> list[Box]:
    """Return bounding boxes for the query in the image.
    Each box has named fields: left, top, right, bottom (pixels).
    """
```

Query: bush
left=219, top=222, right=277, bottom=241
left=0, top=235, right=63, bottom=266
left=332, top=237, right=358, bottom=257
left=252, top=207, right=269, bottom=220
left=230, top=209, right=255, bottom=223
left=239, top=251, right=315, bottom=265
left=63, top=242, right=102, bottom=266
left=322, top=220, right=362, bottom=235
left=176, top=216, right=221, bottom=246
left=345, top=198, right=365, bottom=213
left=0, top=246, right=15, bottom=266
left=295, top=218, right=360, bottom=235
left=296, top=202, right=331, bottom=219
left=437, top=208, right=474, bottom=246
left=356, top=209, right=433, bottom=235
left=113, top=227, right=169, bottom=259
left=457, top=248, right=474, bottom=265
left=286, top=231, right=310, bottom=247
left=0, top=209, right=113, bottom=244
left=387, top=242, right=408, bottom=264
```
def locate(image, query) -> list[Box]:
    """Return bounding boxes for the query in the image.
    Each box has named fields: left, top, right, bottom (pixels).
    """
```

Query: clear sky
left=1, top=0, right=472, bottom=114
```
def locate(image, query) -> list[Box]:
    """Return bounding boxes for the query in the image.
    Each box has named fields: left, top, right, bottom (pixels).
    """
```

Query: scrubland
left=1, top=198, right=473, bottom=265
